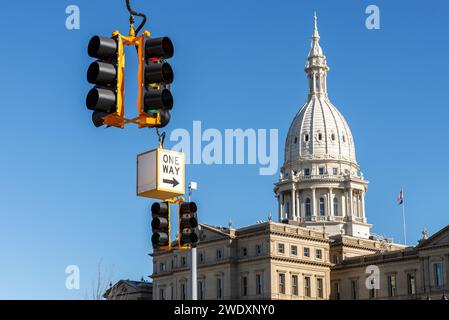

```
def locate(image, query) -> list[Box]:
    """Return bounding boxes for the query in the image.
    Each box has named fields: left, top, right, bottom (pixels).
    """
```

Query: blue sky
left=0, top=0, right=448, bottom=299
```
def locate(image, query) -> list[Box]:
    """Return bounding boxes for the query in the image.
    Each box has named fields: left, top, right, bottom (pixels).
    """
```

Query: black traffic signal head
left=86, top=35, right=121, bottom=127
left=139, top=35, right=174, bottom=128
left=179, top=202, right=199, bottom=246
left=151, top=202, right=170, bottom=249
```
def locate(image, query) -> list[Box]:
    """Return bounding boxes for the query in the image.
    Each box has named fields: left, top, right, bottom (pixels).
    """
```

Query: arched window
left=304, top=133, right=309, bottom=142
left=305, top=198, right=311, bottom=218
left=318, top=133, right=323, bottom=141
left=333, top=197, right=339, bottom=216
left=331, top=133, right=336, bottom=141
left=319, top=197, right=325, bottom=216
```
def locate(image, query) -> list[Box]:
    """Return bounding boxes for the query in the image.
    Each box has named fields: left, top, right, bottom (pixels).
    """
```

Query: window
left=242, top=276, right=248, bottom=296
left=319, top=167, right=325, bottom=175
left=181, top=256, right=186, bottom=267
left=304, top=276, right=311, bottom=297
left=160, top=262, right=166, bottom=272
left=319, top=197, right=325, bottom=216
left=279, top=273, right=286, bottom=294
left=369, top=278, right=376, bottom=299
left=292, top=275, right=298, bottom=296
left=256, top=243, right=263, bottom=256
left=217, top=278, right=223, bottom=299
left=407, top=274, right=416, bottom=295
left=304, top=168, right=311, bottom=176
left=294, top=136, right=298, bottom=144
left=318, top=133, right=323, bottom=141
left=342, top=135, right=346, bottom=143
left=278, top=243, right=285, bottom=254
left=317, top=278, right=323, bottom=298
left=256, top=274, right=263, bottom=295
left=291, top=245, right=297, bottom=256
left=199, top=252, right=204, bottom=263
left=159, top=288, right=165, bottom=300
left=316, top=249, right=322, bottom=260
left=333, top=282, right=340, bottom=300
left=216, top=249, right=223, bottom=260
left=304, top=247, right=310, bottom=257
left=333, top=197, right=339, bottom=216
left=331, top=133, right=336, bottom=141
left=181, top=283, right=186, bottom=300
left=350, top=279, right=358, bottom=300
left=242, top=247, right=247, bottom=257
left=388, top=274, right=397, bottom=297
left=198, top=281, right=205, bottom=300
left=305, top=198, right=311, bottom=218
left=434, top=263, right=444, bottom=287
left=332, top=168, right=338, bottom=175
left=304, top=133, right=309, bottom=142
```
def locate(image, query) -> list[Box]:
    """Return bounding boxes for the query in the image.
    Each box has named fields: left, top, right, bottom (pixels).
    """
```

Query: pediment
left=418, top=225, right=449, bottom=248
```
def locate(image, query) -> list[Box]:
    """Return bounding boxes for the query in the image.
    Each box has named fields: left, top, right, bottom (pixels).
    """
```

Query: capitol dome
left=275, top=15, right=371, bottom=239
left=285, top=97, right=357, bottom=165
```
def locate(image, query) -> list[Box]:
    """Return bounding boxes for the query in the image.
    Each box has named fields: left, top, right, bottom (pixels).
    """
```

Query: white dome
left=285, top=96, right=357, bottom=165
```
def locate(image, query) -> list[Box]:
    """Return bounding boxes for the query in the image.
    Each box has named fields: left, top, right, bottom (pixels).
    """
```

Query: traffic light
left=179, top=202, right=199, bottom=246
left=151, top=202, right=170, bottom=249
left=86, top=35, right=124, bottom=128
left=138, top=35, right=174, bottom=128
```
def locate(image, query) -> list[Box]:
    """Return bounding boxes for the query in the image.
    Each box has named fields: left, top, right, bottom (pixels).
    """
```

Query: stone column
left=277, top=194, right=282, bottom=222
left=291, top=187, right=296, bottom=219
left=445, top=254, right=449, bottom=291
left=280, top=193, right=285, bottom=220
left=296, top=191, right=301, bottom=221
left=329, top=188, right=334, bottom=218
left=361, top=191, right=366, bottom=221
left=312, top=188, right=316, bottom=220
left=348, top=188, right=353, bottom=218
left=423, top=257, right=430, bottom=293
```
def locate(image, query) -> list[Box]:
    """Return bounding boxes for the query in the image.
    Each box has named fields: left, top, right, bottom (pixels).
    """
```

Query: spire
left=305, top=13, right=329, bottom=97
left=313, top=12, right=320, bottom=40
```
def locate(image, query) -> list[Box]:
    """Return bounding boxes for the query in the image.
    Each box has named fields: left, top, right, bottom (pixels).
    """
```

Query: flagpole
left=401, top=188, right=407, bottom=245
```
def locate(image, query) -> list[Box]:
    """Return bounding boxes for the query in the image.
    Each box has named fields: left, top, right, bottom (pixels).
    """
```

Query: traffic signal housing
left=138, top=35, right=174, bottom=128
left=86, top=35, right=124, bottom=128
left=151, top=202, right=170, bottom=249
left=179, top=202, right=199, bottom=247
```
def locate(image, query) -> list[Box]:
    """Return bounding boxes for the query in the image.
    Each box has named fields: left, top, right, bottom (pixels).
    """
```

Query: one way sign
left=158, top=149, right=185, bottom=193
left=137, top=148, right=185, bottom=200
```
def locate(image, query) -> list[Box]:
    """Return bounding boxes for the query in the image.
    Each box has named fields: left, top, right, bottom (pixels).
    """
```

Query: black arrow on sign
left=163, top=177, right=179, bottom=187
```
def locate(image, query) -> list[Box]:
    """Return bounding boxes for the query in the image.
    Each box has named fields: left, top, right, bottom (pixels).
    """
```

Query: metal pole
left=402, top=196, right=407, bottom=245
left=191, top=246, right=197, bottom=300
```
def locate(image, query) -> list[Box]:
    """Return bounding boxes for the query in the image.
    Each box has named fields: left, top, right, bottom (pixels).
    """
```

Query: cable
left=125, top=0, right=147, bottom=35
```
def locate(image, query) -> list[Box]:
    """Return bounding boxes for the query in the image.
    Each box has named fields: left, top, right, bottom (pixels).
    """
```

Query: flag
left=396, top=190, right=404, bottom=205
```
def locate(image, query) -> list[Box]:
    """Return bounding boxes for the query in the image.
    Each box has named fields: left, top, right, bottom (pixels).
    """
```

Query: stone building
left=104, top=280, right=153, bottom=300
left=150, top=15, right=449, bottom=300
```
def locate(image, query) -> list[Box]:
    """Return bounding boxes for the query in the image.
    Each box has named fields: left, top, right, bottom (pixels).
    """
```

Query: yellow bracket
left=101, top=30, right=162, bottom=129
left=156, top=197, right=186, bottom=251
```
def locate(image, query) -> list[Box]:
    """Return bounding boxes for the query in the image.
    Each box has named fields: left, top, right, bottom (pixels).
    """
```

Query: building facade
left=150, top=15, right=449, bottom=300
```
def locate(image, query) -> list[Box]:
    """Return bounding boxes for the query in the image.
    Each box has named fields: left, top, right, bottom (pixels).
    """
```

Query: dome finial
left=313, top=12, right=320, bottom=39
